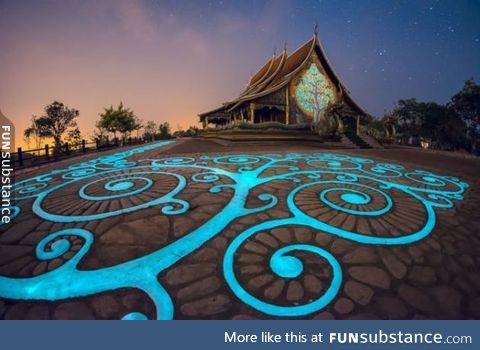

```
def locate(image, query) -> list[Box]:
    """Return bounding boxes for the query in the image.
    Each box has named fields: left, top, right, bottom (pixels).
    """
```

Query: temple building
left=198, top=30, right=368, bottom=136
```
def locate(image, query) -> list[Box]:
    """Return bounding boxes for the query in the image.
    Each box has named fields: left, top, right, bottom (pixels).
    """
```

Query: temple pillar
left=202, top=118, right=207, bottom=129
left=356, top=115, right=360, bottom=135
left=249, top=103, right=255, bottom=123
left=285, top=86, right=290, bottom=124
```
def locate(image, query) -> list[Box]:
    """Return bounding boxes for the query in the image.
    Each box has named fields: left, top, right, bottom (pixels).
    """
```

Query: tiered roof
left=199, top=33, right=367, bottom=119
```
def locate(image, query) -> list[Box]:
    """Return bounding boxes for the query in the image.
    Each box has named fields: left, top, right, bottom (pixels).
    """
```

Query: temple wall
left=253, top=90, right=285, bottom=106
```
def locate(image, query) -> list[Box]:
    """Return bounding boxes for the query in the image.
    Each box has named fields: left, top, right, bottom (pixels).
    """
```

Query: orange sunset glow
left=1, top=1, right=294, bottom=149
left=2, top=0, right=479, bottom=149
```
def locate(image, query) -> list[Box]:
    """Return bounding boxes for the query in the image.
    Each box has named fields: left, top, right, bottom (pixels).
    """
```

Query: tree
left=173, top=126, right=202, bottom=138
left=97, top=106, right=120, bottom=139
left=66, top=126, right=82, bottom=150
left=97, top=102, right=138, bottom=142
left=91, top=127, right=108, bottom=143
left=144, top=121, right=157, bottom=141
left=24, top=116, right=44, bottom=149
left=431, top=106, right=467, bottom=150
left=132, top=116, right=143, bottom=138
left=116, top=109, right=136, bottom=142
left=31, top=101, right=79, bottom=153
left=388, top=98, right=468, bottom=150
left=158, top=122, right=171, bottom=139
left=450, top=79, right=480, bottom=154
left=392, top=99, right=425, bottom=138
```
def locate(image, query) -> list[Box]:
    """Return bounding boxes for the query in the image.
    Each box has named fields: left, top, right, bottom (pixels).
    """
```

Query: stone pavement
left=1, top=139, right=479, bottom=319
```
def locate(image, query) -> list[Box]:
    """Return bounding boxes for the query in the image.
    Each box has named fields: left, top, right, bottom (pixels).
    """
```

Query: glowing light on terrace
left=0, top=141, right=469, bottom=319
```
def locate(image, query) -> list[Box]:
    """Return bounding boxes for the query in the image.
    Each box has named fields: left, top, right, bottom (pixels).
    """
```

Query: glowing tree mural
left=295, top=63, right=336, bottom=123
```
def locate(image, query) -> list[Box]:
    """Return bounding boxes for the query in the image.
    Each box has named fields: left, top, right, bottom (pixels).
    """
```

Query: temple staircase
left=343, top=132, right=383, bottom=149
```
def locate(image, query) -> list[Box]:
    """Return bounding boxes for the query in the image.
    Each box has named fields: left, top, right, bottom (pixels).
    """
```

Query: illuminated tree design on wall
left=294, top=63, right=336, bottom=122
left=0, top=142, right=469, bottom=319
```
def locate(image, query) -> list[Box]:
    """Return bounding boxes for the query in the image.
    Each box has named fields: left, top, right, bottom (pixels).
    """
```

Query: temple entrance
left=254, top=107, right=285, bottom=124
left=342, top=115, right=358, bottom=134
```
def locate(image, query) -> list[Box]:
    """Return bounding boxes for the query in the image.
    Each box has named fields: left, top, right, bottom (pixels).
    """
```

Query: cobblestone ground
left=1, top=139, right=479, bottom=320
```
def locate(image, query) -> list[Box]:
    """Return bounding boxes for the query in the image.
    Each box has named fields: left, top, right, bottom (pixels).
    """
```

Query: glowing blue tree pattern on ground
left=0, top=141, right=469, bottom=319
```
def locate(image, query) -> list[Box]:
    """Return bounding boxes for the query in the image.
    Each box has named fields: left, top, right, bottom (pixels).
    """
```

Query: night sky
left=1, top=0, right=479, bottom=147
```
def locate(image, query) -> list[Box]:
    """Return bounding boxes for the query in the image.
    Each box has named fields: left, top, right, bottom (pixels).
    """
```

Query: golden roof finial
left=314, top=21, right=318, bottom=36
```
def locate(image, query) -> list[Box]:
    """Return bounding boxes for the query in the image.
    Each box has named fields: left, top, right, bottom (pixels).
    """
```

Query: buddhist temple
left=198, top=30, right=369, bottom=139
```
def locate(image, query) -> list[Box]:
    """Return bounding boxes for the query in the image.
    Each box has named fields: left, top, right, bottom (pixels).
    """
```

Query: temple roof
left=199, top=32, right=367, bottom=118
left=243, top=55, right=275, bottom=92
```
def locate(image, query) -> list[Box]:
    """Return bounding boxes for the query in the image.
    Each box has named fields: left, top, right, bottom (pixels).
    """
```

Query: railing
left=11, top=137, right=160, bottom=169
